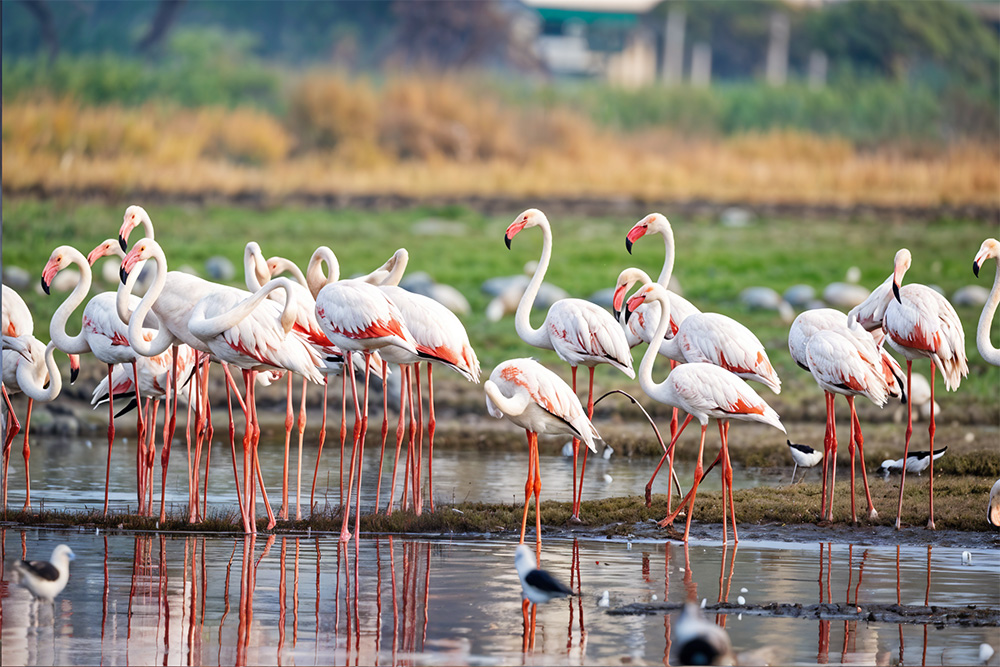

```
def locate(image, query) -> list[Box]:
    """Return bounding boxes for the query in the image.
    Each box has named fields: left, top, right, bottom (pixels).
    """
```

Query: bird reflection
left=716, top=543, right=738, bottom=628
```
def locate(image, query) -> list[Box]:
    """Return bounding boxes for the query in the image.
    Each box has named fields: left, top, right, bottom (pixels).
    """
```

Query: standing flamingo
left=973, top=239, right=1000, bottom=366
left=851, top=249, right=968, bottom=530
left=626, top=282, right=785, bottom=543
left=504, top=209, right=634, bottom=522
left=485, top=358, right=600, bottom=561
left=789, top=307, right=904, bottom=522
left=315, top=278, right=418, bottom=542
left=43, top=245, right=156, bottom=515
left=1, top=339, right=64, bottom=510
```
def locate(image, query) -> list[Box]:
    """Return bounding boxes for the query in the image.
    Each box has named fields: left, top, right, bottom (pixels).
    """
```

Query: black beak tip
left=504, top=233, right=512, bottom=250
left=613, top=307, right=621, bottom=322
left=623, top=306, right=633, bottom=324
left=70, top=366, right=80, bottom=384
left=118, top=235, right=128, bottom=252
left=625, top=238, right=633, bottom=255
left=892, top=282, right=901, bottom=303
left=41, top=276, right=51, bottom=295
left=120, top=266, right=129, bottom=285
left=973, top=261, right=980, bottom=278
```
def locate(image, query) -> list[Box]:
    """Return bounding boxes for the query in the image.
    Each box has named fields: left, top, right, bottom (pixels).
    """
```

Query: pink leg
left=681, top=425, right=708, bottom=542
left=827, top=396, right=839, bottom=523
left=573, top=367, right=595, bottom=520
left=147, top=399, right=160, bottom=516
left=852, top=402, right=877, bottom=520
left=159, top=346, right=179, bottom=524
left=2, top=384, right=21, bottom=511
left=820, top=391, right=833, bottom=519
left=294, top=377, right=307, bottom=521
left=281, top=373, right=293, bottom=520
left=305, top=377, right=327, bottom=521
left=132, top=363, right=145, bottom=509
left=249, top=370, right=276, bottom=530
left=21, top=398, right=33, bottom=511
left=222, top=364, right=248, bottom=531
left=339, top=371, right=348, bottom=508
left=532, top=434, right=542, bottom=563
left=723, top=422, right=738, bottom=543
left=375, top=360, right=389, bottom=513
left=340, top=352, right=363, bottom=542
left=645, top=414, right=693, bottom=507
left=104, top=364, right=116, bottom=515
left=387, top=365, right=408, bottom=516
left=353, top=353, right=372, bottom=536
left=426, top=364, right=436, bottom=513
left=569, top=367, right=580, bottom=521
left=847, top=395, right=857, bottom=524
left=895, top=361, right=913, bottom=530
left=402, top=365, right=417, bottom=512
left=519, top=430, right=536, bottom=544
left=202, top=368, right=214, bottom=521
left=927, top=364, right=936, bottom=530
left=413, top=363, right=423, bottom=515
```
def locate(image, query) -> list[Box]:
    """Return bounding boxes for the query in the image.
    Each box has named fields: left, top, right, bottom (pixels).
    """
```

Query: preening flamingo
left=788, top=307, right=904, bottom=522
left=485, top=358, right=600, bottom=560
left=851, top=249, right=968, bottom=530
left=973, top=238, right=1000, bottom=366
left=43, top=244, right=157, bottom=515
left=1, top=339, right=64, bottom=510
left=504, top=209, right=633, bottom=522
left=627, top=282, right=785, bottom=543
left=315, top=278, right=418, bottom=542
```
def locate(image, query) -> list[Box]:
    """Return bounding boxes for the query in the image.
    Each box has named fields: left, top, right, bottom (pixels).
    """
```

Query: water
left=2, top=530, right=997, bottom=666
left=4, top=433, right=783, bottom=515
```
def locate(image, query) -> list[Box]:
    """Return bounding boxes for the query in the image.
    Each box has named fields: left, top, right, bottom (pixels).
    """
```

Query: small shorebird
left=787, top=440, right=823, bottom=484
left=988, top=479, right=999, bottom=527
left=879, top=447, right=947, bottom=477
left=514, top=544, right=576, bottom=605
left=672, top=600, right=735, bottom=666
left=12, top=544, right=75, bottom=601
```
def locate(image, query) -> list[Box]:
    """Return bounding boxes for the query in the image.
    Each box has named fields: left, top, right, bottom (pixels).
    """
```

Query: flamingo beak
left=120, top=265, right=129, bottom=285
left=41, top=275, right=51, bottom=295
left=892, top=280, right=901, bottom=303
left=625, top=225, right=646, bottom=255
left=973, top=260, right=981, bottom=278
left=504, top=231, right=512, bottom=250
left=40, top=260, right=59, bottom=295
left=69, top=354, right=80, bottom=384
left=119, top=234, right=128, bottom=252
left=612, top=285, right=627, bottom=321
left=625, top=237, right=633, bottom=254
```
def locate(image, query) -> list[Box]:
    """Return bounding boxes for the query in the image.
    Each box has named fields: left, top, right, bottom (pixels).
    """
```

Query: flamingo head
left=624, top=282, right=660, bottom=323
left=891, top=248, right=911, bottom=303
left=625, top=212, right=668, bottom=254
left=612, top=267, right=650, bottom=320
left=40, top=246, right=76, bottom=295
left=121, top=240, right=156, bottom=284
left=244, top=242, right=270, bottom=286
left=973, top=238, right=999, bottom=278
left=119, top=205, right=151, bottom=251
left=505, top=209, right=546, bottom=249
left=87, top=238, right=121, bottom=266
left=266, top=256, right=283, bottom=277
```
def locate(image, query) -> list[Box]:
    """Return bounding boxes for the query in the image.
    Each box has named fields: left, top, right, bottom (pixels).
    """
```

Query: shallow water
left=2, top=529, right=998, bottom=666
left=3, top=433, right=784, bottom=516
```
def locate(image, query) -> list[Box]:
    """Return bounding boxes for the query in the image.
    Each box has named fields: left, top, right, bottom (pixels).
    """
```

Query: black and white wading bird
left=988, top=479, right=1000, bottom=528
left=786, top=440, right=823, bottom=484
left=672, top=600, right=735, bottom=666
left=879, top=447, right=947, bottom=477
left=12, top=544, right=75, bottom=601
left=514, top=544, right=575, bottom=604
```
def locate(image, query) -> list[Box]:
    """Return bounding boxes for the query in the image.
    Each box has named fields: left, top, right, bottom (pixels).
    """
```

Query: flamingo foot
left=926, top=518, right=936, bottom=531
left=569, top=513, right=582, bottom=524
left=868, top=509, right=879, bottom=521
left=894, top=517, right=903, bottom=530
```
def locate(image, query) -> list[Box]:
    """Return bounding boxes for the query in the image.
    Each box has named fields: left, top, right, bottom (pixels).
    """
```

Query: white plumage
left=13, top=544, right=75, bottom=601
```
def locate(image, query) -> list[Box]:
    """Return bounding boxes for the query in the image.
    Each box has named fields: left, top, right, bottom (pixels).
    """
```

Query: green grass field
left=2, top=198, right=997, bottom=417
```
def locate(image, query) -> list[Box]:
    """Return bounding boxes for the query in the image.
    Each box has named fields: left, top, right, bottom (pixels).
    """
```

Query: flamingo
left=973, top=238, right=1000, bottom=366
left=504, top=209, right=634, bottom=522
left=1, top=338, right=64, bottom=510
left=123, top=239, right=323, bottom=533
left=850, top=249, right=968, bottom=530
left=314, top=277, right=418, bottom=542
left=43, top=244, right=158, bottom=515
left=788, top=307, right=904, bottom=522
left=484, top=357, right=600, bottom=561
left=626, top=282, right=785, bottom=543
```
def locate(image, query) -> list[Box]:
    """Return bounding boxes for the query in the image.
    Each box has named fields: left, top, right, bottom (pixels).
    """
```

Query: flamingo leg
left=827, top=394, right=840, bottom=523
left=895, top=361, right=913, bottom=531
left=193, top=357, right=212, bottom=523
left=413, top=363, right=423, bottom=515
left=680, top=424, right=709, bottom=542
left=724, top=422, right=738, bottom=543
left=21, top=398, right=33, bottom=511
left=820, top=391, right=833, bottom=519
left=293, top=377, right=307, bottom=520
left=852, top=401, right=877, bottom=520
left=132, top=362, right=145, bottom=511
left=927, top=364, right=936, bottom=530
left=569, top=366, right=580, bottom=522
left=222, top=363, right=248, bottom=531
left=104, top=363, right=115, bottom=515
left=338, top=370, right=347, bottom=511
left=645, top=414, right=693, bottom=507
left=305, top=376, right=326, bottom=521
left=353, top=352, right=372, bottom=537
left=427, top=363, right=436, bottom=513
left=847, top=395, right=857, bottom=524
left=241, top=370, right=256, bottom=532
left=519, top=430, right=536, bottom=544
left=2, top=383, right=21, bottom=512
left=201, top=364, right=214, bottom=521
left=340, top=351, right=363, bottom=542
left=250, top=371, right=277, bottom=531
left=281, top=373, right=293, bottom=520
left=719, top=421, right=728, bottom=544
left=147, top=399, right=159, bottom=517
left=387, top=364, right=408, bottom=516
left=159, top=346, right=179, bottom=524
left=375, top=360, right=389, bottom=514
left=185, top=360, right=198, bottom=522
left=573, top=367, right=596, bottom=520
left=402, top=365, right=417, bottom=512
left=533, top=430, right=543, bottom=563
left=658, top=428, right=720, bottom=530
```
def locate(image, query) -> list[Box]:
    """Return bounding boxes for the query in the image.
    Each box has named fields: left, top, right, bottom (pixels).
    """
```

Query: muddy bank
left=607, top=601, right=1000, bottom=627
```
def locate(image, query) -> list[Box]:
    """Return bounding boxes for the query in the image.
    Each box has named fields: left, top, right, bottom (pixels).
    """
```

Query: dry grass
left=4, top=77, right=997, bottom=206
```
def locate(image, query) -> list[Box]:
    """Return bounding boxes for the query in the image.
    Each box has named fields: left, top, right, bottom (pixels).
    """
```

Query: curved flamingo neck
left=654, top=224, right=677, bottom=287
left=514, top=221, right=554, bottom=350
left=126, top=243, right=174, bottom=357
left=369, top=249, right=409, bottom=287
left=190, top=278, right=297, bottom=340
left=18, top=342, right=62, bottom=402
left=977, top=256, right=1000, bottom=365
left=636, top=287, right=674, bottom=402
left=48, top=248, right=94, bottom=355
left=270, top=257, right=308, bottom=289
left=307, top=247, right=339, bottom=300
left=484, top=379, right=529, bottom=417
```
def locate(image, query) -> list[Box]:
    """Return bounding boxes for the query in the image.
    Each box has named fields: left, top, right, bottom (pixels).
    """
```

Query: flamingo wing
left=885, top=286, right=968, bottom=390
left=2, top=286, right=33, bottom=338
left=678, top=313, right=781, bottom=392
left=316, top=282, right=414, bottom=348
left=546, top=299, right=634, bottom=377
left=670, top=363, right=783, bottom=429
left=806, top=331, right=889, bottom=405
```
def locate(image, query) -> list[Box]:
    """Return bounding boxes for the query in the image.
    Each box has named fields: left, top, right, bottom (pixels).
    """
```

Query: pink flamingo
left=1, top=338, right=63, bottom=510
left=789, top=308, right=904, bottom=523
left=315, top=278, right=418, bottom=542
left=504, top=209, right=634, bottom=523
left=851, top=249, right=968, bottom=530
left=484, top=357, right=600, bottom=561
left=42, top=245, right=157, bottom=515
left=973, top=239, right=1000, bottom=366
left=627, top=282, right=785, bottom=543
